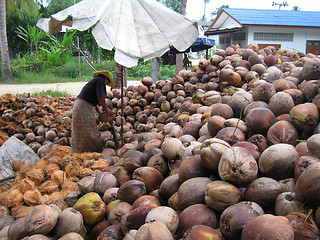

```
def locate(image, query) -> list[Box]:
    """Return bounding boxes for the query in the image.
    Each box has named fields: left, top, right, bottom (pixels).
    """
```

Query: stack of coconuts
left=0, top=43, right=320, bottom=239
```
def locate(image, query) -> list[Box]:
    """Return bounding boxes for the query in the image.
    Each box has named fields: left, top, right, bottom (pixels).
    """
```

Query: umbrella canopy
left=169, top=37, right=215, bottom=54
left=36, top=0, right=199, bottom=68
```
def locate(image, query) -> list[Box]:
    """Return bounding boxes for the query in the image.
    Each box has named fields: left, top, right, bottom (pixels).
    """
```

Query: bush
left=127, top=60, right=175, bottom=80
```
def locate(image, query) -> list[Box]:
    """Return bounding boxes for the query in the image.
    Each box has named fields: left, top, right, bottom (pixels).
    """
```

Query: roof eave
left=205, top=27, right=246, bottom=36
left=242, top=24, right=320, bottom=29
left=208, top=9, right=243, bottom=30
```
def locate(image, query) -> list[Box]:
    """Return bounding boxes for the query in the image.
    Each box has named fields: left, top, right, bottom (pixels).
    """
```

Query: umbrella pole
left=120, top=65, right=124, bottom=147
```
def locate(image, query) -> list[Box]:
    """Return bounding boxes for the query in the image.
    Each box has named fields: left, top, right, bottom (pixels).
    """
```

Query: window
left=254, top=32, right=293, bottom=41
left=233, top=31, right=246, bottom=41
left=219, top=36, right=225, bottom=44
left=307, top=40, right=320, bottom=46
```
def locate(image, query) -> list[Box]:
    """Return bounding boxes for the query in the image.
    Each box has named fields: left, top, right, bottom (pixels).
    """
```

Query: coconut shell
left=55, top=207, right=86, bottom=238
left=8, top=217, right=28, bottom=240
left=24, top=204, right=59, bottom=235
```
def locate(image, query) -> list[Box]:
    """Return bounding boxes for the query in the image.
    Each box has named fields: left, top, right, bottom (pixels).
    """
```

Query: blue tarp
left=170, top=37, right=215, bottom=54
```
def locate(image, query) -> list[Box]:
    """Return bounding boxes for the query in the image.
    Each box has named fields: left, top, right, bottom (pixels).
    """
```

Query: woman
left=71, top=70, right=115, bottom=153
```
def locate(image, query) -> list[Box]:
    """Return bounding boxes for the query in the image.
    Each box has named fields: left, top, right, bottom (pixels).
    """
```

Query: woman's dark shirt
left=78, top=77, right=106, bottom=106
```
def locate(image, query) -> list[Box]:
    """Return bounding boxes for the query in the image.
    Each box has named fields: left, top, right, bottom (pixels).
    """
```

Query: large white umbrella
left=36, top=0, right=199, bottom=146
left=36, top=0, right=199, bottom=68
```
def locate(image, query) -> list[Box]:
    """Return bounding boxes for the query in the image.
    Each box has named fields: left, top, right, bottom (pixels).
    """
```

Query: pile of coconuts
left=0, top=43, right=320, bottom=239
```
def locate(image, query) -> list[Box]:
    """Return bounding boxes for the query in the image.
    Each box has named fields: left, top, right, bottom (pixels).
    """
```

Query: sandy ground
left=0, top=80, right=142, bottom=97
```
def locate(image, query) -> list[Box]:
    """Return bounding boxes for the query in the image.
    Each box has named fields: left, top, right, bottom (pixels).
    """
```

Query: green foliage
left=31, top=89, right=69, bottom=98
left=7, top=13, right=41, bottom=56
left=16, top=25, right=47, bottom=55
left=6, top=0, right=39, bottom=19
left=40, top=29, right=77, bottom=67
left=127, top=60, right=175, bottom=80
left=11, top=54, right=42, bottom=74
left=45, top=0, right=81, bottom=16
left=210, top=5, right=229, bottom=21
left=157, top=0, right=181, bottom=12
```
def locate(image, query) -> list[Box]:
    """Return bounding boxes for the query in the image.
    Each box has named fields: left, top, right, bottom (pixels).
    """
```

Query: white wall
left=247, top=27, right=320, bottom=53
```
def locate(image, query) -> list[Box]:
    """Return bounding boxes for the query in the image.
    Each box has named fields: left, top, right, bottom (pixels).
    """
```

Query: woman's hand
left=104, top=108, right=115, bottom=121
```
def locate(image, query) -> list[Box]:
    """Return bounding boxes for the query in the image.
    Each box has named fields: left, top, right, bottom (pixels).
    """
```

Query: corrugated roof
left=223, top=8, right=320, bottom=27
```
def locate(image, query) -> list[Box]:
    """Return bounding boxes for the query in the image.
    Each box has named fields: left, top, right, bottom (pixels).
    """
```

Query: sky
left=185, top=0, right=320, bottom=21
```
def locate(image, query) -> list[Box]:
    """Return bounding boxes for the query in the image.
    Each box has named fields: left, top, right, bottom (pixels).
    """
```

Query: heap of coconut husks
left=0, top=43, right=319, bottom=239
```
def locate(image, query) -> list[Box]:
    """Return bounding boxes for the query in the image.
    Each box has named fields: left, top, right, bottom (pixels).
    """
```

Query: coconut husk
left=61, top=178, right=78, bottom=193
left=47, top=156, right=61, bottom=165
left=0, top=130, right=9, bottom=147
left=11, top=204, right=31, bottom=219
left=79, top=168, right=94, bottom=178
left=5, top=122, right=20, bottom=135
left=83, top=159, right=96, bottom=168
left=64, top=162, right=82, bottom=177
left=26, top=168, right=45, bottom=185
left=91, top=159, right=109, bottom=171
left=45, top=192, right=65, bottom=204
left=37, top=159, right=48, bottom=169
left=44, top=163, right=61, bottom=177
left=13, top=160, right=25, bottom=172
left=15, top=112, right=26, bottom=123
left=19, top=162, right=37, bottom=175
left=23, top=189, right=42, bottom=206
left=39, top=180, right=59, bottom=194
left=42, top=146, right=72, bottom=161
left=6, top=189, right=24, bottom=207
left=51, top=170, right=66, bottom=186
left=13, top=172, right=26, bottom=184
left=19, top=178, right=35, bottom=193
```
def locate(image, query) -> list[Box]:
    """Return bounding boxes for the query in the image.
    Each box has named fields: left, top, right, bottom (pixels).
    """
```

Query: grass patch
left=31, top=89, right=70, bottom=97
left=11, top=72, right=88, bottom=84
left=5, top=58, right=175, bottom=84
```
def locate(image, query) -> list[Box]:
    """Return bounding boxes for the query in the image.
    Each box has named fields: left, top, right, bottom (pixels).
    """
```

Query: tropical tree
left=0, top=0, right=13, bottom=81
left=210, top=5, right=229, bottom=21
left=45, top=0, right=81, bottom=16
left=201, top=0, right=211, bottom=21
left=16, top=25, right=46, bottom=57
left=0, top=0, right=39, bottom=81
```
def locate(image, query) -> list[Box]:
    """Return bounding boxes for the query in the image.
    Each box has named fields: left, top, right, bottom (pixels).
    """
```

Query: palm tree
left=0, top=0, right=38, bottom=82
left=0, top=0, right=13, bottom=81
left=293, top=6, right=301, bottom=11
left=202, top=0, right=211, bottom=21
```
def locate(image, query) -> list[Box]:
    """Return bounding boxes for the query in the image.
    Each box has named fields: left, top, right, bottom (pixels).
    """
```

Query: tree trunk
left=176, top=0, right=188, bottom=74
left=0, top=0, right=13, bottom=82
left=114, top=61, right=127, bottom=89
left=151, top=57, right=161, bottom=83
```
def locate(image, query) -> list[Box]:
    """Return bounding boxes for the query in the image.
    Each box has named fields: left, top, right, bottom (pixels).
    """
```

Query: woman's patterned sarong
left=71, top=98, right=103, bottom=153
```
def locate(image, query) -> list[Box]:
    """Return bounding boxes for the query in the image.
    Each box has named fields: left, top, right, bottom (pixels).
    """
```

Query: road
left=0, top=80, right=142, bottom=97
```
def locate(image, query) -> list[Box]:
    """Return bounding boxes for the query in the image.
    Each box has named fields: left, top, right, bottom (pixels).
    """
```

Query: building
left=205, top=8, right=320, bottom=54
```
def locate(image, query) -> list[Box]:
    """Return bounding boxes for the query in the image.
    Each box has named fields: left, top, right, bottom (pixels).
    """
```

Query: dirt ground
left=0, top=80, right=142, bottom=97
left=0, top=59, right=199, bottom=97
